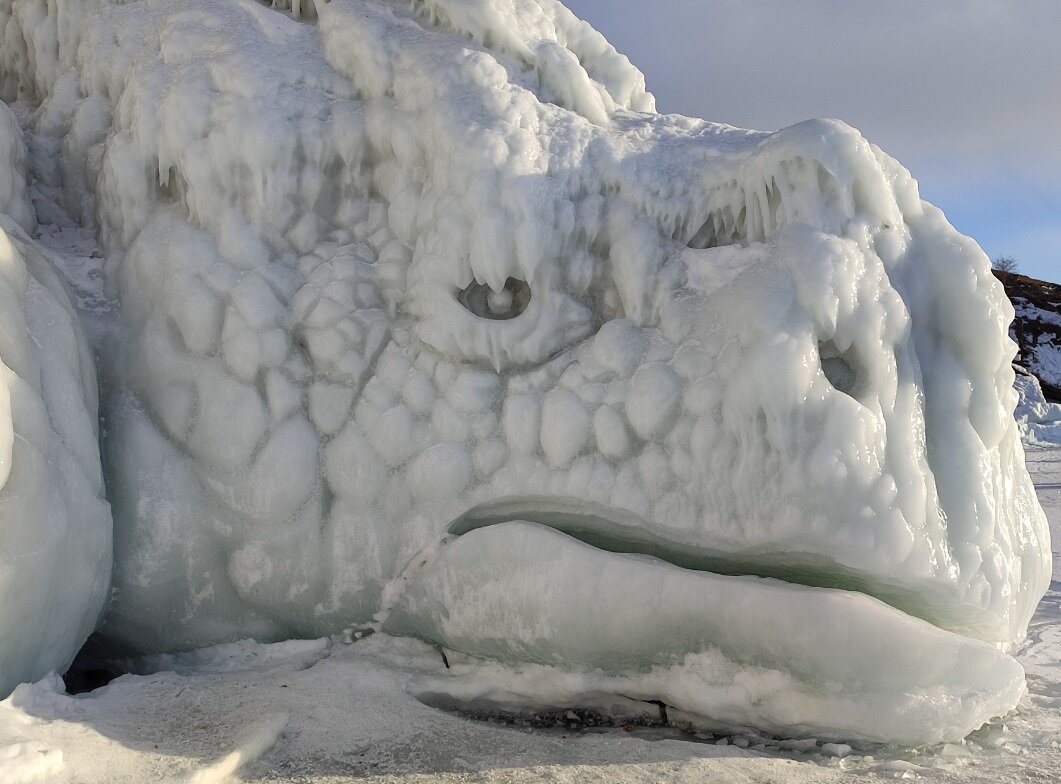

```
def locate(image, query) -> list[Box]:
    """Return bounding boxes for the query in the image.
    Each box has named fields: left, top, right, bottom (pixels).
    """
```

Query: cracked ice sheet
left=1, top=449, right=1060, bottom=784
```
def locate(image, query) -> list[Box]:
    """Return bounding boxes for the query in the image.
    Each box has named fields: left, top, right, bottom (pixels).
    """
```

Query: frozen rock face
left=0, top=0, right=1051, bottom=742
left=995, top=269, right=1061, bottom=401
left=0, top=102, right=111, bottom=697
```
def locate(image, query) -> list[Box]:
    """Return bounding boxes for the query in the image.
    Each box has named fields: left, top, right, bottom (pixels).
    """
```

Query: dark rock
left=994, top=270, right=1061, bottom=402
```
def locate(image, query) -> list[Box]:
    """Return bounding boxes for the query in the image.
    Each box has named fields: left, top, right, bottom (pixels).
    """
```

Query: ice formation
left=0, top=102, right=110, bottom=697
left=0, top=0, right=1051, bottom=743
left=1015, top=368, right=1061, bottom=446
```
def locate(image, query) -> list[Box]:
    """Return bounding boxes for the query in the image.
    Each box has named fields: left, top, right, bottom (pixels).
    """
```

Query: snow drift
left=0, top=0, right=1051, bottom=743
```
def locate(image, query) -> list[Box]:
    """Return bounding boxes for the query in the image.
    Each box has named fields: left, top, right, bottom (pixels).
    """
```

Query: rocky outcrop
left=995, top=270, right=1061, bottom=402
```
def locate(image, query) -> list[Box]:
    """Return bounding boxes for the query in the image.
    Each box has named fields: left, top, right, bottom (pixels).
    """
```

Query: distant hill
left=994, top=270, right=1061, bottom=403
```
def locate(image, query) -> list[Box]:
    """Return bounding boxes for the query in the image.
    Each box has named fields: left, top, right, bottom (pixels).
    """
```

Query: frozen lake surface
left=1, top=446, right=1058, bottom=784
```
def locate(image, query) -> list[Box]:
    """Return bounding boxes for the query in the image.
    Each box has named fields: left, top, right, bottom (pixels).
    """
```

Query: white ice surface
left=0, top=449, right=1058, bottom=782
left=0, top=0, right=1052, bottom=745
left=0, top=102, right=111, bottom=698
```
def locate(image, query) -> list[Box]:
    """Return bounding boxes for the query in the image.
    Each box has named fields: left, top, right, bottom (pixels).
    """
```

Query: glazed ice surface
left=0, top=102, right=110, bottom=697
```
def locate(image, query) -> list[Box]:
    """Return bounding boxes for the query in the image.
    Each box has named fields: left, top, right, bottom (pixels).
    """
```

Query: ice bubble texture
left=0, top=0, right=1050, bottom=742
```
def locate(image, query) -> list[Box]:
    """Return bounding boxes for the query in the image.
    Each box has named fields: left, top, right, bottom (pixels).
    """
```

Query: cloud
left=564, top=0, right=1061, bottom=282
left=565, top=0, right=1061, bottom=185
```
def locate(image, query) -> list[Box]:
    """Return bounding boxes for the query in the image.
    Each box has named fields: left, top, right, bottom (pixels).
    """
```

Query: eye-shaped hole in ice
left=819, top=341, right=860, bottom=398
left=457, top=277, right=532, bottom=320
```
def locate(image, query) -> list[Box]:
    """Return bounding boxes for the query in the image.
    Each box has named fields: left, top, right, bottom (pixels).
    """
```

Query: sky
left=565, top=0, right=1061, bottom=283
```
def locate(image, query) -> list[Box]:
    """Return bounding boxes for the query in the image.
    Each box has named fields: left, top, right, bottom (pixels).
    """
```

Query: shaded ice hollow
left=0, top=0, right=1050, bottom=744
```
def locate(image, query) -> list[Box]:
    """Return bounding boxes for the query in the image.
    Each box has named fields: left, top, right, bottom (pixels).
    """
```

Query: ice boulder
left=0, top=102, right=111, bottom=697
left=0, top=0, right=1050, bottom=742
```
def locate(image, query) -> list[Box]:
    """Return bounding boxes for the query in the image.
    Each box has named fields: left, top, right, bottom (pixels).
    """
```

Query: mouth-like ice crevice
left=449, top=497, right=958, bottom=630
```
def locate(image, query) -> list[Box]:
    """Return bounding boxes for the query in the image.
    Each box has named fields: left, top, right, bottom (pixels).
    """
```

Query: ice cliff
left=0, top=0, right=1051, bottom=744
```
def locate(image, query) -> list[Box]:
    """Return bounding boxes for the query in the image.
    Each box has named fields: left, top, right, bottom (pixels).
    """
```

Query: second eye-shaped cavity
left=458, top=277, right=532, bottom=320
left=819, top=340, right=860, bottom=399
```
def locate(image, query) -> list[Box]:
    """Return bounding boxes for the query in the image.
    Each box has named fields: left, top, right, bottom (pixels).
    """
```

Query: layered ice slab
left=0, top=0, right=1051, bottom=742
left=0, top=103, right=111, bottom=697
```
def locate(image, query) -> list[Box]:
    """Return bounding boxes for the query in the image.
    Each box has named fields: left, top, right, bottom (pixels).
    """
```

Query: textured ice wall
left=0, top=0, right=1051, bottom=742
left=0, top=102, right=111, bottom=697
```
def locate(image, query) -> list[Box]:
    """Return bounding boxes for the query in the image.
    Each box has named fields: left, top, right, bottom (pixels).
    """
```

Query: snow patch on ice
left=188, top=712, right=288, bottom=784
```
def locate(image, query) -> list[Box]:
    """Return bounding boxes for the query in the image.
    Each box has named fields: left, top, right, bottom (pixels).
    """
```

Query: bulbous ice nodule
left=0, top=0, right=1049, bottom=744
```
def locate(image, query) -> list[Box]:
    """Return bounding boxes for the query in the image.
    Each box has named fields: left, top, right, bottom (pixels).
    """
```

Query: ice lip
left=449, top=496, right=975, bottom=634
left=448, top=496, right=883, bottom=589
left=386, top=521, right=1026, bottom=745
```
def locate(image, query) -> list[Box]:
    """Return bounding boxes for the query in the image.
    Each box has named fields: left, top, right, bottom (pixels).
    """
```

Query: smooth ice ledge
left=386, top=522, right=1025, bottom=745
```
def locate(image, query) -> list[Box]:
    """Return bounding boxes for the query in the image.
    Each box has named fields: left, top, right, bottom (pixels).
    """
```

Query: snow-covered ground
left=0, top=446, right=1058, bottom=784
